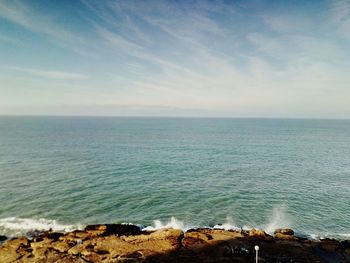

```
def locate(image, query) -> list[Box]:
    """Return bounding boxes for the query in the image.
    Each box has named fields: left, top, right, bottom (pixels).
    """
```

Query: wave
left=0, top=211, right=348, bottom=241
left=0, top=217, right=83, bottom=237
left=307, top=232, right=350, bottom=240
left=142, top=205, right=293, bottom=233
left=142, top=217, right=193, bottom=232
left=140, top=216, right=348, bottom=240
left=264, top=205, right=293, bottom=235
left=213, top=216, right=241, bottom=231
left=142, top=216, right=243, bottom=232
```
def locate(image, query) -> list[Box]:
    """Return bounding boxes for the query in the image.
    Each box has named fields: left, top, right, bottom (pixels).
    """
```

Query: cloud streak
left=0, top=34, right=19, bottom=44
left=6, top=67, right=88, bottom=80
left=0, top=0, right=96, bottom=56
left=0, top=0, right=349, bottom=117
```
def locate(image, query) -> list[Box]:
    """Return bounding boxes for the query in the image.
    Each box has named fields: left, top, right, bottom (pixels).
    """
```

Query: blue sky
left=0, top=0, right=349, bottom=118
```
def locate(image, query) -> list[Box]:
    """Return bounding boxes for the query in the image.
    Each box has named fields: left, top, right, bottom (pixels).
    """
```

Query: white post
left=254, top=245, right=259, bottom=263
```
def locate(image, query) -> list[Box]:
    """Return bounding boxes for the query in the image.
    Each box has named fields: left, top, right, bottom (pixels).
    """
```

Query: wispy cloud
left=329, top=0, right=350, bottom=23
left=6, top=66, right=88, bottom=80
left=0, top=0, right=349, bottom=117
left=77, top=0, right=350, bottom=116
left=262, top=15, right=313, bottom=34
left=0, top=0, right=94, bottom=55
left=0, top=34, right=19, bottom=45
left=328, top=0, right=350, bottom=39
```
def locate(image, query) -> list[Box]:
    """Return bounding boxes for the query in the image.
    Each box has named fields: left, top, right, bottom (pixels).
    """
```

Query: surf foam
left=142, top=216, right=193, bottom=232
left=0, top=217, right=83, bottom=237
left=264, top=205, right=293, bottom=235
left=213, top=216, right=240, bottom=231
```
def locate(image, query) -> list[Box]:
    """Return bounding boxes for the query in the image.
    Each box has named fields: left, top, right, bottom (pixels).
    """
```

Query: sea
left=0, top=116, right=349, bottom=239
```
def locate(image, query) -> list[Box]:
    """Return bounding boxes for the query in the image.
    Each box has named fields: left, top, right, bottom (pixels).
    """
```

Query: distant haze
left=0, top=0, right=349, bottom=118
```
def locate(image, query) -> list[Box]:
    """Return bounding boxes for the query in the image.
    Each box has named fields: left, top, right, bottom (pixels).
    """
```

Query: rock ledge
left=0, top=224, right=349, bottom=262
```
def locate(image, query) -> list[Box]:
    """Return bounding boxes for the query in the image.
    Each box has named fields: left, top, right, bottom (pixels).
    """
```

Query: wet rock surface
left=0, top=224, right=349, bottom=262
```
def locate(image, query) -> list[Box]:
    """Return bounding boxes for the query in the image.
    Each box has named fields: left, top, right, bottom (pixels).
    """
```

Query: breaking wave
left=0, top=205, right=348, bottom=240
left=0, top=217, right=83, bottom=237
left=142, top=205, right=293, bottom=233
left=213, top=216, right=240, bottom=231
left=264, top=205, right=293, bottom=235
left=142, top=217, right=193, bottom=232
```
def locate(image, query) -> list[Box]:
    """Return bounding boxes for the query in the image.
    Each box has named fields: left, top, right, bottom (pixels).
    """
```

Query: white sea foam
left=213, top=216, right=240, bottom=231
left=142, top=217, right=193, bottom=232
left=309, top=233, right=322, bottom=240
left=2, top=212, right=347, bottom=241
left=264, top=205, right=293, bottom=235
left=142, top=206, right=294, bottom=234
left=0, top=217, right=83, bottom=237
left=242, top=225, right=253, bottom=231
left=308, top=232, right=350, bottom=240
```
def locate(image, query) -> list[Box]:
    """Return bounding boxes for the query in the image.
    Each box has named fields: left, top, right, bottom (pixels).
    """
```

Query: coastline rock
left=274, top=232, right=298, bottom=240
left=0, top=237, right=30, bottom=262
left=319, top=238, right=341, bottom=253
left=85, top=224, right=142, bottom=236
left=341, top=240, right=350, bottom=256
left=1, top=225, right=350, bottom=262
left=274, top=228, right=297, bottom=240
left=0, top=235, right=7, bottom=241
left=248, top=228, right=268, bottom=238
left=184, top=228, right=244, bottom=247
left=274, top=228, right=294, bottom=236
left=182, top=228, right=246, bottom=259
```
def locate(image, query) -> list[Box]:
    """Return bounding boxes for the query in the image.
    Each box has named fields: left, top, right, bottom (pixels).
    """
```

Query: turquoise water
left=0, top=117, right=349, bottom=238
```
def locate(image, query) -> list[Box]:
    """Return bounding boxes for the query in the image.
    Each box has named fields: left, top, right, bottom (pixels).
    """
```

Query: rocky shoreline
left=0, top=224, right=349, bottom=262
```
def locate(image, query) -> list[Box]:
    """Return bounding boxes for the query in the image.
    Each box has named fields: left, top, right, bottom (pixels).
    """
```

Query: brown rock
left=51, top=240, right=74, bottom=253
left=0, top=244, right=21, bottom=262
left=84, top=224, right=107, bottom=237
left=182, top=228, right=245, bottom=255
left=30, top=237, right=55, bottom=259
left=43, top=248, right=65, bottom=262
left=33, top=231, right=64, bottom=242
left=206, top=229, right=244, bottom=241
left=319, top=239, right=340, bottom=253
left=85, top=224, right=142, bottom=236
left=184, top=229, right=243, bottom=244
left=6, top=236, right=29, bottom=248
left=17, top=253, right=37, bottom=263
left=274, top=232, right=298, bottom=240
left=0, top=237, right=30, bottom=262
left=182, top=236, right=209, bottom=250
left=274, top=228, right=294, bottom=236
left=85, top=224, right=107, bottom=232
left=248, top=228, right=268, bottom=238
left=81, top=251, right=103, bottom=262
left=67, top=243, right=86, bottom=256
left=0, top=225, right=349, bottom=262
left=108, top=228, right=183, bottom=257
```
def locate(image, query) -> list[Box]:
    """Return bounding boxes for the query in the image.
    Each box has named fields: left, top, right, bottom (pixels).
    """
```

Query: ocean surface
left=0, top=117, right=349, bottom=239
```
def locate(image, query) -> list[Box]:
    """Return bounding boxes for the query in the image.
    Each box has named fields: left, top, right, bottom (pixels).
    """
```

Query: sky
left=0, top=0, right=349, bottom=118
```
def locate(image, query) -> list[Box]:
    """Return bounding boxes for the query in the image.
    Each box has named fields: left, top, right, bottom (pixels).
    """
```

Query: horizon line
left=0, top=114, right=349, bottom=121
